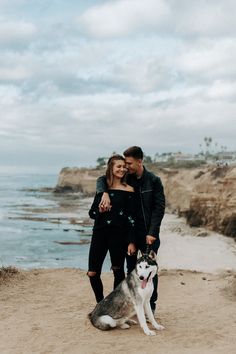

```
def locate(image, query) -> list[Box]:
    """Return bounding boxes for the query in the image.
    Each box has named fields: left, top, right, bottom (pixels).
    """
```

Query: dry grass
left=0, top=266, right=19, bottom=283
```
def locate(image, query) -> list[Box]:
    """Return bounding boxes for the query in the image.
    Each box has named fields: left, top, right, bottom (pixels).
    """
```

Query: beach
left=1, top=213, right=236, bottom=354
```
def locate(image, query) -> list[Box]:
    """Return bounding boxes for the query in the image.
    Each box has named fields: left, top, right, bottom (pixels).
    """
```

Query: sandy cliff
left=55, top=165, right=236, bottom=238
left=157, top=165, right=236, bottom=238
left=55, top=167, right=102, bottom=195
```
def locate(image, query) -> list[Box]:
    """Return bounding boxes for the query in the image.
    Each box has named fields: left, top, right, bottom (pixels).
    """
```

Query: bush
left=0, top=266, right=19, bottom=282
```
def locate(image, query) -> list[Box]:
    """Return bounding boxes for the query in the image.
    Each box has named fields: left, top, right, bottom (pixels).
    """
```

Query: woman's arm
left=88, top=193, right=102, bottom=219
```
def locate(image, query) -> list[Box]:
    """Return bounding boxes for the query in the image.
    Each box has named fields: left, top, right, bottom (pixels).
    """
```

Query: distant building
left=172, top=153, right=195, bottom=162
left=154, top=152, right=206, bottom=163
left=215, top=151, right=236, bottom=166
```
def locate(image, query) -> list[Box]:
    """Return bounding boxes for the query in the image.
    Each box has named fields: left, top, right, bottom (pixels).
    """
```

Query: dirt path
left=0, top=268, right=236, bottom=354
left=1, top=212, right=236, bottom=354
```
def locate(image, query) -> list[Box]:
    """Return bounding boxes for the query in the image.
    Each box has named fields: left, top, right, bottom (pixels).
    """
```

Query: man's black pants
left=126, top=235, right=160, bottom=312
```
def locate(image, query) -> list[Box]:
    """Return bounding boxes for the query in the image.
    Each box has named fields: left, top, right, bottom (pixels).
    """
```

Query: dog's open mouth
left=141, top=279, right=147, bottom=289
left=140, top=272, right=152, bottom=289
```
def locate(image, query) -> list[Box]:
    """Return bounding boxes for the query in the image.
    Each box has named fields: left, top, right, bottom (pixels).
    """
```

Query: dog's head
left=136, top=249, right=158, bottom=289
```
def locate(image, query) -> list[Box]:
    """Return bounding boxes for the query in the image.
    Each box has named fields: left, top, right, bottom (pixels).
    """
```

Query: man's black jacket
left=96, top=167, right=165, bottom=239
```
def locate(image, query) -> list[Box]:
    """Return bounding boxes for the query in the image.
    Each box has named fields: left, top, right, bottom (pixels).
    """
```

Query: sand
left=1, top=213, right=236, bottom=354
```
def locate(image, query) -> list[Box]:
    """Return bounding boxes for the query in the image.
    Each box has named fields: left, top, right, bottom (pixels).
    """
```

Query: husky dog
left=88, top=250, right=164, bottom=336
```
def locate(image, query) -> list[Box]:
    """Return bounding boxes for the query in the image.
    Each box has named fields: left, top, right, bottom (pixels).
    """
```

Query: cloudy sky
left=1, top=0, right=236, bottom=173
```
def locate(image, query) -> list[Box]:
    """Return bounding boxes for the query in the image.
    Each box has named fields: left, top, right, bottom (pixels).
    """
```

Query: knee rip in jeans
left=87, top=271, right=97, bottom=277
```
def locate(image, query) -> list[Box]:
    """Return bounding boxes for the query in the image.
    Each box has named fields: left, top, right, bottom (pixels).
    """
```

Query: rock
left=55, top=167, right=104, bottom=196
left=196, top=231, right=209, bottom=237
left=157, top=165, right=236, bottom=239
left=221, top=214, right=236, bottom=239
left=185, top=209, right=203, bottom=227
left=54, top=240, right=91, bottom=245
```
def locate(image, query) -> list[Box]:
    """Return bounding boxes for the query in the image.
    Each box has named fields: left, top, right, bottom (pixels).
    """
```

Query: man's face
left=125, top=157, right=141, bottom=174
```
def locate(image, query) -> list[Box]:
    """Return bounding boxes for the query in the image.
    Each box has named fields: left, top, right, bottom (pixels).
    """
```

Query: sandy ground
left=1, top=213, right=236, bottom=354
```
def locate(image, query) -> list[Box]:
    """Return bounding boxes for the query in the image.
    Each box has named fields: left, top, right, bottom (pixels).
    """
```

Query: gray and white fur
left=88, top=250, right=165, bottom=336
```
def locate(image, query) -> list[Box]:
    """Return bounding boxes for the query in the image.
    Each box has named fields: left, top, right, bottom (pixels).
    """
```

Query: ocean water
left=0, top=173, right=100, bottom=270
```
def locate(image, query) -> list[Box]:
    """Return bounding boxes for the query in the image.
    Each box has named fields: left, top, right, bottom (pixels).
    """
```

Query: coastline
left=1, top=213, right=236, bottom=354
left=1, top=173, right=236, bottom=353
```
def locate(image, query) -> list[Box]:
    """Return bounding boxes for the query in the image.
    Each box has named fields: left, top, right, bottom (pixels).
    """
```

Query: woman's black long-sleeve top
left=96, top=167, right=165, bottom=239
left=89, top=190, right=136, bottom=244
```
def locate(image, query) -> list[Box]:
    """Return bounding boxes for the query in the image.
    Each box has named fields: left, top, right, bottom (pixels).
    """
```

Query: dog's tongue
left=141, top=279, right=147, bottom=289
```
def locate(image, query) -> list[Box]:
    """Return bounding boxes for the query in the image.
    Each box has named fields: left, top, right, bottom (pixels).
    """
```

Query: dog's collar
left=147, top=271, right=152, bottom=282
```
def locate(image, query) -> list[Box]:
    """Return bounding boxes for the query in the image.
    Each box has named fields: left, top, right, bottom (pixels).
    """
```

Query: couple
left=87, top=146, right=165, bottom=313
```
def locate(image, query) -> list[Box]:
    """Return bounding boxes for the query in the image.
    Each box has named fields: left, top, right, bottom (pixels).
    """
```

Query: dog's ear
left=149, top=250, right=157, bottom=261
left=137, top=250, right=143, bottom=259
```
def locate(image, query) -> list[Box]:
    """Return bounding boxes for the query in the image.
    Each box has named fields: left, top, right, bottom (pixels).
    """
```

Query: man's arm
left=96, top=175, right=111, bottom=211
left=126, top=192, right=137, bottom=255
left=96, top=175, right=108, bottom=193
left=148, top=176, right=165, bottom=238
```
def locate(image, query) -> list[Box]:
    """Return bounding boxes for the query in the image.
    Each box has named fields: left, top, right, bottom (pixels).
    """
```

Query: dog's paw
left=120, top=323, right=130, bottom=329
left=153, top=323, right=165, bottom=331
left=144, top=329, right=156, bottom=336
left=127, top=319, right=138, bottom=325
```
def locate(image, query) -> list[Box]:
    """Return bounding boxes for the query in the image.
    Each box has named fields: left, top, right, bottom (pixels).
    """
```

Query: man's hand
left=146, top=235, right=156, bottom=244
left=99, top=192, right=111, bottom=212
left=127, top=243, right=136, bottom=256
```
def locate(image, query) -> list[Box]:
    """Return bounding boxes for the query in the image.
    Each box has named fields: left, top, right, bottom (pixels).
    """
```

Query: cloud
left=170, top=0, right=236, bottom=37
left=0, top=0, right=236, bottom=172
left=0, top=20, right=37, bottom=45
left=78, top=0, right=170, bottom=38
left=207, top=80, right=236, bottom=100
left=177, top=38, right=236, bottom=82
left=78, top=0, right=236, bottom=39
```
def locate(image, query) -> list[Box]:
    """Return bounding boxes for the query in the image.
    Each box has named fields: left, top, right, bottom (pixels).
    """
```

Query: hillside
left=55, top=165, right=236, bottom=238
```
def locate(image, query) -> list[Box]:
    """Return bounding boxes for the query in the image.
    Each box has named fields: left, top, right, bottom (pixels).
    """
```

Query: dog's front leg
left=135, top=304, right=156, bottom=336
left=144, top=302, right=165, bottom=331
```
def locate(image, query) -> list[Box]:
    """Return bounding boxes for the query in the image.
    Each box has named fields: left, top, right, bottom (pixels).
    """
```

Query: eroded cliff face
left=55, top=167, right=104, bottom=195
left=157, top=165, right=236, bottom=238
left=56, top=165, right=236, bottom=238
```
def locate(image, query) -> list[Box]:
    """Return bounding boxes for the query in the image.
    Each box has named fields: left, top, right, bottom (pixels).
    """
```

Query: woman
left=87, top=154, right=136, bottom=303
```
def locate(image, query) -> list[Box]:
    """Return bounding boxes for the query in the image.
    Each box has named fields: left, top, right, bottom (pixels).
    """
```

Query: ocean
left=0, top=173, right=105, bottom=270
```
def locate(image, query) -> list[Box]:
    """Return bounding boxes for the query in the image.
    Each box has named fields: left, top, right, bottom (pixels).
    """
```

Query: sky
left=0, top=0, right=236, bottom=173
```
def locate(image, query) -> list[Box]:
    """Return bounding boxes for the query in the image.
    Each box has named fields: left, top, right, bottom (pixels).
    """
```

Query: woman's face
left=112, top=159, right=127, bottom=179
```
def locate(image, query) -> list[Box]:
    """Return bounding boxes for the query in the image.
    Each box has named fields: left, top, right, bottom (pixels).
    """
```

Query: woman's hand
left=99, top=192, right=112, bottom=212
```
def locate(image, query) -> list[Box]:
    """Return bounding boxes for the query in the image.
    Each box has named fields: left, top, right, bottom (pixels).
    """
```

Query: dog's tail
left=88, top=313, right=116, bottom=331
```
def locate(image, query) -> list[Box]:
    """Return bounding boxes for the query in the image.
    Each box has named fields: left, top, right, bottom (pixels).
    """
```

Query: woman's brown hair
left=106, top=154, right=127, bottom=188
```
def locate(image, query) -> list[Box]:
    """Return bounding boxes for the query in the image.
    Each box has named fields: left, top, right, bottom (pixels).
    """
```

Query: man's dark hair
left=123, top=146, right=144, bottom=159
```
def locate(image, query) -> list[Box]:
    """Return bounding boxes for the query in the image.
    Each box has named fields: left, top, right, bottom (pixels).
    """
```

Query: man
left=96, top=146, right=165, bottom=313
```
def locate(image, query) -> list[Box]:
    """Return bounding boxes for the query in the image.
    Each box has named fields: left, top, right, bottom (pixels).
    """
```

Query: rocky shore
left=55, top=165, right=236, bottom=239
left=1, top=170, right=236, bottom=354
